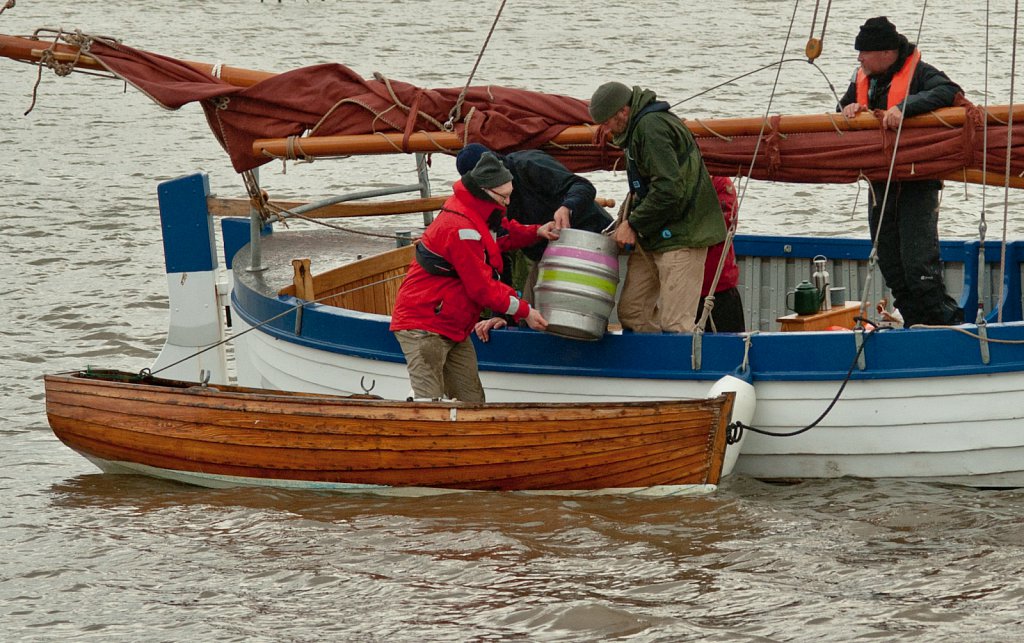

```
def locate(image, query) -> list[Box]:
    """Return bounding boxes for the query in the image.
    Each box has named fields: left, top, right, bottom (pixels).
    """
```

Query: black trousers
left=695, top=286, right=746, bottom=333
left=868, top=180, right=962, bottom=327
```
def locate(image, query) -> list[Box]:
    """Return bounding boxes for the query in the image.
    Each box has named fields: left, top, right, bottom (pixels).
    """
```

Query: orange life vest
left=856, top=49, right=921, bottom=108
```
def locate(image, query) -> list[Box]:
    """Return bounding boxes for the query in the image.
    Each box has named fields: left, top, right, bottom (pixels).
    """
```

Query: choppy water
left=2, top=0, right=1024, bottom=640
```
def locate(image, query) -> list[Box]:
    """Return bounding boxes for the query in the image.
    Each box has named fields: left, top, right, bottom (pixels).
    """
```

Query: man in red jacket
left=390, top=152, right=558, bottom=402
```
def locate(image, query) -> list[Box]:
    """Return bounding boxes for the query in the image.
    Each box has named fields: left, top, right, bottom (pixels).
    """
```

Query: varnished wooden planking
left=45, top=371, right=733, bottom=491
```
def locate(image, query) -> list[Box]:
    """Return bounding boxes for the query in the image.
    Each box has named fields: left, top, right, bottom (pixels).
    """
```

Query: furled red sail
left=8, top=34, right=1024, bottom=185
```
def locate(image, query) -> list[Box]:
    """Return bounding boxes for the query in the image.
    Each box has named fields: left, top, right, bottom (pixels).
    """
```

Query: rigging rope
left=240, top=170, right=420, bottom=243
left=694, top=0, right=804, bottom=341
left=976, top=0, right=991, bottom=325
left=445, top=0, right=507, bottom=131
left=997, top=0, right=1021, bottom=323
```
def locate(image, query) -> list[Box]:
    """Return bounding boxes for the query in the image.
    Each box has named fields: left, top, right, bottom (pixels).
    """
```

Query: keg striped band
left=539, top=269, right=618, bottom=295
left=543, top=246, right=619, bottom=270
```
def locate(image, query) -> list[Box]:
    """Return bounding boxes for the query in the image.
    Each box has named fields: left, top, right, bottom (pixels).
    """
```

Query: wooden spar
left=0, top=33, right=271, bottom=87
left=207, top=195, right=448, bottom=218
left=5, top=33, right=1022, bottom=187
left=252, top=105, right=1024, bottom=160
left=206, top=195, right=616, bottom=218
left=948, top=169, right=1024, bottom=190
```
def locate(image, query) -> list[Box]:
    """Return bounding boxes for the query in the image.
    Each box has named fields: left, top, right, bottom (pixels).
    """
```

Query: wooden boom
left=0, top=33, right=272, bottom=87
left=4, top=33, right=1023, bottom=187
left=251, top=105, right=1024, bottom=159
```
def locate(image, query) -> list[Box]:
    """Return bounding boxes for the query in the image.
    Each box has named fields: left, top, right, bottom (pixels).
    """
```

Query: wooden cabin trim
left=280, top=245, right=414, bottom=315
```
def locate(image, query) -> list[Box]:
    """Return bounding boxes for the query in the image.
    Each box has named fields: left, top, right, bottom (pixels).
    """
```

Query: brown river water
left=2, top=1, right=1023, bottom=640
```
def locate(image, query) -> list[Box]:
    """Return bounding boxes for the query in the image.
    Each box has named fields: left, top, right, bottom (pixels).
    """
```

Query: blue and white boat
left=152, top=171, right=1024, bottom=488
left=5, top=27, right=1024, bottom=488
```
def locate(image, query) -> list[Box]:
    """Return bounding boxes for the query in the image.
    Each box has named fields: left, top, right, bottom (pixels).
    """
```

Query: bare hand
left=474, top=316, right=507, bottom=342
left=881, top=105, right=904, bottom=130
left=612, top=219, right=637, bottom=250
left=841, top=103, right=865, bottom=119
left=524, top=307, right=548, bottom=331
left=553, top=207, right=572, bottom=230
left=537, top=221, right=560, bottom=241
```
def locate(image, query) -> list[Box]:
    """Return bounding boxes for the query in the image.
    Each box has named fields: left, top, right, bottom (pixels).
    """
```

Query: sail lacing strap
left=373, top=72, right=447, bottom=132
left=445, top=0, right=507, bottom=131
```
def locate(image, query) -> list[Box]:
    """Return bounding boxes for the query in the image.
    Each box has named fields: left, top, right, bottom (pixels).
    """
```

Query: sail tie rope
left=25, top=29, right=94, bottom=114
left=690, top=119, right=732, bottom=142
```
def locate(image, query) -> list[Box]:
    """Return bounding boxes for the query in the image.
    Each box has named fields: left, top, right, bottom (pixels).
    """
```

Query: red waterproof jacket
left=390, top=180, right=541, bottom=342
left=701, top=176, right=740, bottom=296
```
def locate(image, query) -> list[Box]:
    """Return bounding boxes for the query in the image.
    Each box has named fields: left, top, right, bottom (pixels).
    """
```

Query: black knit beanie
left=855, top=16, right=900, bottom=51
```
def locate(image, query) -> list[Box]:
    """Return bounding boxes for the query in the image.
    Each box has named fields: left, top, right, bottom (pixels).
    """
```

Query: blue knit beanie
left=456, top=143, right=492, bottom=176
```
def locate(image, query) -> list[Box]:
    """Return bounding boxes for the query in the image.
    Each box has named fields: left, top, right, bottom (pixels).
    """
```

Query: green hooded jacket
left=612, top=87, right=726, bottom=253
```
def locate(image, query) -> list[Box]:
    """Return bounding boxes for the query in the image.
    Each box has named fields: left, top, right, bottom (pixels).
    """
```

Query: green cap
left=589, top=82, right=632, bottom=123
left=469, top=152, right=513, bottom=189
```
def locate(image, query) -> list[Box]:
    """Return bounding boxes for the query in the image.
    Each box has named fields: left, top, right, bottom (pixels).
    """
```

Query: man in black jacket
left=837, top=16, right=963, bottom=327
left=455, top=144, right=613, bottom=299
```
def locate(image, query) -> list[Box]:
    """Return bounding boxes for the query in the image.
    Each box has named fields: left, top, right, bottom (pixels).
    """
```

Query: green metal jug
left=786, top=280, right=820, bottom=316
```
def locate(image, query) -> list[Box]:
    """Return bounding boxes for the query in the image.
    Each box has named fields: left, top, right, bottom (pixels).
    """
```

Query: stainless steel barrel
left=533, top=228, right=619, bottom=340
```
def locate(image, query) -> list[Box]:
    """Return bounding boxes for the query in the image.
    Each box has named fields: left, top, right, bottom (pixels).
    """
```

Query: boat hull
left=152, top=173, right=1024, bottom=488
left=44, top=371, right=734, bottom=493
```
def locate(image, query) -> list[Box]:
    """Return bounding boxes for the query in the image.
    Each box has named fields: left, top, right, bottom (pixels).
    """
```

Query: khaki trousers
left=394, top=329, right=486, bottom=402
left=617, top=246, right=707, bottom=333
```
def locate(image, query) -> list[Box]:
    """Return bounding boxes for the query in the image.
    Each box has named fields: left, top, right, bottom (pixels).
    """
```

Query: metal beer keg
left=533, top=228, right=619, bottom=340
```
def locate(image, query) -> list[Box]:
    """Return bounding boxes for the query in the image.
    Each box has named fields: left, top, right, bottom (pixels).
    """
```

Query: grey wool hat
left=589, top=81, right=632, bottom=123
left=469, top=151, right=513, bottom=189
left=855, top=16, right=900, bottom=51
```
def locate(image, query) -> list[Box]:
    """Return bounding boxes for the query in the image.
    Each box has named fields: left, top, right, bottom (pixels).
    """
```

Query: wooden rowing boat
left=44, top=370, right=736, bottom=494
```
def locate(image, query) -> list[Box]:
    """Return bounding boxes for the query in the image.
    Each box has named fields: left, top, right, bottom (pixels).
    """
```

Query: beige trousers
left=394, top=329, right=486, bottom=402
left=616, top=246, right=708, bottom=333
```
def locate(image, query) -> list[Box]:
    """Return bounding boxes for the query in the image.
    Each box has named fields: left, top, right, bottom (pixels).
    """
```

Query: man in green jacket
left=589, top=82, right=726, bottom=333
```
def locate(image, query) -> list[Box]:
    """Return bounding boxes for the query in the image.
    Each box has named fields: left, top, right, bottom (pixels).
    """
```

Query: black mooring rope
left=727, top=321, right=886, bottom=441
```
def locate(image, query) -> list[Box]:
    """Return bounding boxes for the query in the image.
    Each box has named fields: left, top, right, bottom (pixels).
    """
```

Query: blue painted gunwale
left=160, top=173, right=1024, bottom=384
left=230, top=277, right=1024, bottom=383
